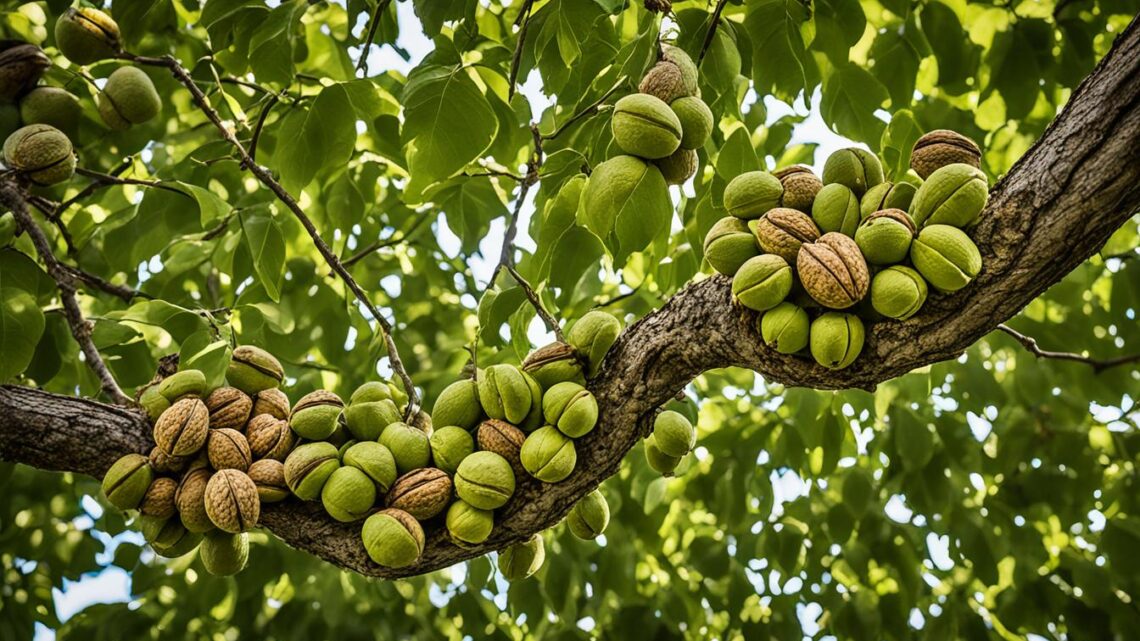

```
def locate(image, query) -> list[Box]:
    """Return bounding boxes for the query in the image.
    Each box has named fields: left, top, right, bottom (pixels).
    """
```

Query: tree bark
left=2, top=17, right=1140, bottom=579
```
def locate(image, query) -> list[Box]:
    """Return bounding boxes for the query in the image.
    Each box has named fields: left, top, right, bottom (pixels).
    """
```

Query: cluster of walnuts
left=0, top=7, right=161, bottom=187
left=704, top=130, right=989, bottom=370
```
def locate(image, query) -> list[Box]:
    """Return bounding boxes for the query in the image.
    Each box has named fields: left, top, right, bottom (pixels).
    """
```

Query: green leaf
left=179, top=332, right=232, bottom=389
left=820, top=63, right=890, bottom=146
left=743, top=0, right=819, bottom=103
left=0, top=288, right=45, bottom=382
left=274, top=84, right=357, bottom=193
left=240, top=206, right=287, bottom=303
left=880, top=109, right=923, bottom=181
left=715, top=126, right=761, bottom=179
left=176, top=182, right=232, bottom=228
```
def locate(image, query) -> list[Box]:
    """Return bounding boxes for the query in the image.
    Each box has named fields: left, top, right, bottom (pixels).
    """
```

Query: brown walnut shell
left=752, top=208, right=821, bottom=264
left=139, top=477, right=178, bottom=519
left=797, top=232, right=870, bottom=309
left=246, top=414, right=295, bottom=461
left=175, top=467, right=214, bottom=533
left=207, top=428, right=252, bottom=471
left=153, top=398, right=209, bottom=457
left=910, top=129, right=982, bottom=179
left=205, top=387, right=252, bottom=431
left=247, top=459, right=289, bottom=503
left=773, top=165, right=822, bottom=213
left=204, top=469, right=260, bottom=534
left=148, top=447, right=189, bottom=475
left=864, top=208, right=916, bottom=234
left=291, top=389, right=344, bottom=414
left=476, top=419, right=527, bottom=479
left=386, top=467, right=452, bottom=521
left=252, top=388, right=291, bottom=420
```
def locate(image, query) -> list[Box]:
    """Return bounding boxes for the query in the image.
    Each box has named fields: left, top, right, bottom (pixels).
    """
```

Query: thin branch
left=25, top=194, right=75, bottom=254
left=0, top=181, right=132, bottom=405
left=507, top=263, right=562, bottom=339
left=698, top=0, right=730, bottom=64
left=465, top=168, right=525, bottom=181
left=61, top=265, right=149, bottom=303
left=356, top=0, right=393, bottom=75
left=123, top=52, right=421, bottom=416
left=247, top=92, right=281, bottom=164
left=73, top=167, right=184, bottom=196
left=996, top=324, right=1140, bottom=373
left=540, top=77, right=626, bottom=141
left=343, top=214, right=432, bottom=268
left=596, top=285, right=642, bottom=308
left=507, top=0, right=536, bottom=101
left=55, top=156, right=134, bottom=217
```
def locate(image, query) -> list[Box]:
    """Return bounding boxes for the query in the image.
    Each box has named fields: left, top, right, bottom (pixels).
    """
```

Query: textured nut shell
left=204, top=469, right=260, bottom=534
left=476, top=419, right=528, bottom=478
left=0, top=44, right=50, bottom=102
left=175, top=468, right=214, bottom=533
left=3, top=124, right=75, bottom=186
left=139, top=477, right=178, bottom=519
left=774, top=165, right=822, bottom=213
left=207, top=428, right=252, bottom=471
left=911, top=129, right=981, bottom=179
left=154, top=398, right=209, bottom=457
left=205, top=387, right=252, bottom=431
left=252, top=388, right=291, bottom=420
left=247, top=459, right=289, bottom=503
left=246, top=414, right=295, bottom=461
left=753, top=208, right=821, bottom=264
left=638, top=62, right=688, bottom=103
left=797, top=233, right=870, bottom=309
left=386, top=467, right=452, bottom=520
left=148, top=447, right=189, bottom=475
left=656, top=147, right=698, bottom=185
left=292, top=389, right=344, bottom=413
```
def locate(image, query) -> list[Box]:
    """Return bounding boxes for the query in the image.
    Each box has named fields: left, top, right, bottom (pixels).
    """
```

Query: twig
left=540, top=77, right=626, bottom=141
left=0, top=180, right=132, bottom=405
left=123, top=52, right=421, bottom=416
left=507, top=0, right=536, bottom=101
left=996, top=324, right=1140, bottom=373
left=74, top=167, right=184, bottom=196
left=61, top=264, right=148, bottom=303
left=465, top=168, right=525, bottom=181
left=356, top=0, right=393, bottom=75
left=698, top=0, right=730, bottom=64
left=247, top=92, right=281, bottom=164
left=25, top=194, right=75, bottom=254
left=343, top=214, right=432, bottom=268
left=507, top=263, right=562, bottom=339
left=597, top=285, right=641, bottom=307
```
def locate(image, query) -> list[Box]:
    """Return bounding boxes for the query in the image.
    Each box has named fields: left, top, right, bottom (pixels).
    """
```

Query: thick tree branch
left=1, top=17, right=1139, bottom=580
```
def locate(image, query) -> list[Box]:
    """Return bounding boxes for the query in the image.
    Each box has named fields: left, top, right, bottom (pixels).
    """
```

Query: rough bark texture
left=2, top=18, right=1140, bottom=579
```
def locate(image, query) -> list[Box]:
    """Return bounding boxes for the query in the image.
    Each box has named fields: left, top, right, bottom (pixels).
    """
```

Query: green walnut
left=379, top=421, right=432, bottom=474
left=520, top=426, right=577, bottom=483
left=204, top=469, right=260, bottom=534
left=774, top=165, right=822, bottom=213
left=520, top=372, right=545, bottom=433
left=499, top=534, right=545, bottom=580
left=653, top=410, right=695, bottom=458
left=362, top=508, right=424, bottom=568
left=477, top=364, right=533, bottom=425
left=522, top=342, right=585, bottom=390
left=321, top=466, right=377, bottom=522
left=811, top=183, right=861, bottom=237
left=0, top=43, right=50, bottom=103
left=822, top=148, right=884, bottom=196
left=703, top=216, right=758, bottom=276
left=611, top=93, right=683, bottom=160
left=139, top=515, right=202, bottom=558
left=810, top=312, right=865, bottom=370
left=200, top=531, right=249, bottom=576
left=429, top=425, right=474, bottom=476
left=579, top=156, right=668, bottom=258
left=55, top=7, right=121, bottom=65
left=344, top=397, right=401, bottom=441
left=567, top=489, right=610, bottom=540
left=759, top=302, right=810, bottom=355
left=430, top=378, right=484, bottom=430
left=566, top=311, right=622, bottom=378
left=19, top=87, right=81, bottom=139
left=138, top=384, right=171, bottom=422
left=99, top=66, right=161, bottom=130
left=871, top=266, right=928, bottom=320
left=342, top=441, right=398, bottom=493
left=663, top=45, right=699, bottom=95
left=797, top=233, right=870, bottom=309
left=3, top=124, right=75, bottom=186
left=911, top=129, right=982, bottom=179
left=102, top=453, right=153, bottom=511
left=854, top=209, right=916, bottom=266
left=752, top=207, right=820, bottom=264
left=247, top=459, right=289, bottom=503
left=644, top=434, right=681, bottom=475
left=289, top=390, right=344, bottom=440
left=909, top=163, right=988, bottom=228
left=158, top=369, right=207, bottom=402
left=0, top=211, right=14, bottom=247
left=671, top=96, right=713, bottom=150
left=283, top=441, right=341, bottom=501
left=910, top=224, right=982, bottom=292
left=638, top=46, right=698, bottom=103
left=723, top=171, right=783, bottom=220
left=226, top=345, right=283, bottom=395
left=860, top=181, right=918, bottom=220
left=656, top=147, right=698, bottom=185
left=455, top=451, right=516, bottom=510
left=350, top=380, right=404, bottom=405
left=543, top=382, right=599, bottom=438
left=446, top=500, right=494, bottom=547
left=731, top=254, right=793, bottom=312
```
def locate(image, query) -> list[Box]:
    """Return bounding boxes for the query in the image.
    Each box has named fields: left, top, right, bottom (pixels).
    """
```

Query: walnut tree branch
left=356, top=0, right=393, bottom=76
left=995, top=324, right=1140, bottom=373
left=698, top=0, right=730, bottom=64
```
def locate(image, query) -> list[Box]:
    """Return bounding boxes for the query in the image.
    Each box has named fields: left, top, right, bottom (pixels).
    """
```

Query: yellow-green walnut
left=566, top=311, right=622, bottom=378
left=362, top=508, right=424, bottom=568
left=379, top=421, right=431, bottom=474
left=283, top=441, right=340, bottom=501
left=19, top=87, right=81, bottom=139
left=670, top=96, right=713, bottom=150
left=139, top=514, right=202, bottom=558
left=499, top=533, right=545, bottom=580
left=542, top=382, right=599, bottom=438
left=157, top=369, right=207, bottom=402
left=797, top=233, right=870, bottom=309
left=752, top=207, right=820, bottom=264
left=910, top=129, right=982, bottom=179
left=656, top=147, right=698, bottom=185
left=247, top=459, right=289, bottom=503
left=522, top=343, right=585, bottom=390
left=200, top=531, right=248, bottom=576
left=822, top=148, right=883, bottom=196
left=811, top=183, right=860, bottom=237
left=520, top=426, right=577, bottom=483
left=519, top=372, right=545, bottom=433
left=810, top=312, right=865, bottom=370
left=446, top=500, right=494, bottom=547
left=910, top=163, right=988, bottom=228
left=854, top=209, right=916, bottom=266
left=429, top=426, right=474, bottom=476
left=909, top=224, right=982, bottom=292
left=342, top=441, right=398, bottom=493
left=203, top=469, right=259, bottom=534
left=55, top=7, right=121, bottom=64
left=860, top=181, right=918, bottom=220
left=567, top=489, right=610, bottom=540
left=321, top=466, right=377, bottom=522
left=102, top=453, right=153, bottom=511
left=773, top=165, right=822, bottom=213
left=644, top=434, right=681, bottom=475
left=289, top=390, right=344, bottom=440
left=611, top=93, right=682, bottom=160
left=226, top=345, right=283, bottom=395
left=723, top=171, right=783, bottom=220
left=455, top=451, right=516, bottom=510
left=98, top=66, right=161, bottom=130
left=430, top=377, right=484, bottom=430
left=652, top=410, right=695, bottom=457
left=0, top=43, right=50, bottom=102
left=731, top=254, right=792, bottom=312
left=344, top=396, right=401, bottom=441
left=759, top=302, right=810, bottom=355
left=703, top=216, right=759, bottom=276
left=350, top=380, right=406, bottom=406
left=3, top=124, right=75, bottom=186
left=477, top=364, right=533, bottom=425
left=871, top=266, right=928, bottom=320
left=386, top=467, right=452, bottom=520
